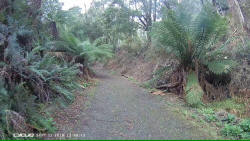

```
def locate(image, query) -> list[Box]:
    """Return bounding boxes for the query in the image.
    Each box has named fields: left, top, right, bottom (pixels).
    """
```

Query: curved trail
left=53, top=69, right=214, bottom=140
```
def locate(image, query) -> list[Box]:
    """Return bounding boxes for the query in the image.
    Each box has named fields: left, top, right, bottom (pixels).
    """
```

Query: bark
left=0, top=0, right=8, bottom=11
left=133, top=1, right=152, bottom=30
left=133, top=0, right=154, bottom=48
left=50, top=21, right=58, bottom=40
left=238, top=0, right=250, bottom=35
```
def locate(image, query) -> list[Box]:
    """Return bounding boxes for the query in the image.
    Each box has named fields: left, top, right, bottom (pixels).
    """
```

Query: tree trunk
left=153, top=0, right=157, bottom=22
left=0, top=0, right=8, bottom=11
left=227, top=0, right=245, bottom=30
left=146, top=31, right=151, bottom=47
left=50, top=21, right=58, bottom=40
left=238, top=0, right=250, bottom=36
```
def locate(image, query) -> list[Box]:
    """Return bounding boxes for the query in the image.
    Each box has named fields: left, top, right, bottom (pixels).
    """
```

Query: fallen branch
left=156, top=82, right=180, bottom=89
left=121, top=74, right=129, bottom=78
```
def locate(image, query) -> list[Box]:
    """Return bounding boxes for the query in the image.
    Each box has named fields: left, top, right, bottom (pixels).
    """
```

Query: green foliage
left=0, top=0, right=95, bottom=139
left=152, top=2, right=237, bottom=107
left=198, top=108, right=250, bottom=139
left=185, top=72, right=204, bottom=107
left=102, top=6, right=137, bottom=37
left=0, top=0, right=117, bottom=138
left=198, top=107, right=249, bottom=139
left=120, top=36, right=142, bottom=55
left=0, top=83, right=57, bottom=139
left=101, top=2, right=138, bottom=49
left=82, top=41, right=113, bottom=63
left=198, top=108, right=215, bottom=115
left=30, top=117, right=56, bottom=133
left=226, top=114, right=236, bottom=124
left=52, top=31, right=113, bottom=65
left=240, top=119, right=250, bottom=132
left=205, top=114, right=217, bottom=122
left=221, top=124, right=243, bottom=138
left=220, top=118, right=250, bottom=139
left=81, top=82, right=92, bottom=88
left=207, top=60, right=237, bottom=74
left=198, top=108, right=217, bottom=122
left=153, top=3, right=235, bottom=73
left=208, top=98, right=245, bottom=113
left=241, top=133, right=250, bottom=140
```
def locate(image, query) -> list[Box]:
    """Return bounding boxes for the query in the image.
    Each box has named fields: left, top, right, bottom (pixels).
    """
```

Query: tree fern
left=153, top=2, right=236, bottom=103
left=51, top=31, right=113, bottom=65
left=153, top=2, right=235, bottom=73
left=80, top=41, right=113, bottom=63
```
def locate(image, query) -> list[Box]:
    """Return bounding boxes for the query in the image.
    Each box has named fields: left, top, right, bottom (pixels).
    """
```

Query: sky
left=59, top=0, right=93, bottom=12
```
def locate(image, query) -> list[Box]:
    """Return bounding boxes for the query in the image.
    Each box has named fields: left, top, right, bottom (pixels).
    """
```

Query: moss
left=185, top=72, right=204, bottom=107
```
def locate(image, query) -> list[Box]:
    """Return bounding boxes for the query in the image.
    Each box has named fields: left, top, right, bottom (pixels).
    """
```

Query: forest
left=0, top=0, right=249, bottom=140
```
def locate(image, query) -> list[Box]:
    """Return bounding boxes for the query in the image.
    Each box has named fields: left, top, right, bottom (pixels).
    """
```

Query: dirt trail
left=51, top=69, right=215, bottom=140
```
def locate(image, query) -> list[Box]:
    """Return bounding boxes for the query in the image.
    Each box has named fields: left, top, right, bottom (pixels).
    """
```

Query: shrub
left=241, top=132, right=250, bottom=140
left=0, top=83, right=57, bottom=139
left=0, top=1, right=83, bottom=138
left=225, top=113, right=236, bottom=124
left=205, top=114, right=217, bottom=122
left=221, top=124, right=243, bottom=138
left=198, top=108, right=217, bottom=122
left=198, top=108, right=215, bottom=115
left=240, top=119, right=250, bottom=132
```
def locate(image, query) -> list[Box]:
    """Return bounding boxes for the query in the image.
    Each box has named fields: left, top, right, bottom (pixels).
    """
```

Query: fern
left=207, top=60, right=237, bottom=74
left=153, top=2, right=235, bottom=74
left=51, top=31, right=113, bottom=65
left=153, top=2, right=237, bottom=104
left=29, top=116, right=56, bottom=133
left=0, top=83, right=57, bottom=139
left=0, top=0, right=87, bottom=139
left=80, top=41, right=113, bottom=63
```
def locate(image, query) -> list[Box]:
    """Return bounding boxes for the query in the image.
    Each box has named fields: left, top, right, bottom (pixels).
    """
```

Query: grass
left=127, top=76, right=139, bottom=84
left=173, top=106, right=223, bottom=139
left=206, top=97, right=246, bottom=118
left=171, top=100, right=248, bottom=139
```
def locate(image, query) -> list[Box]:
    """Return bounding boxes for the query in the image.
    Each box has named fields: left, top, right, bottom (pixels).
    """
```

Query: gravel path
left=53, top=69, right=214, bottom=140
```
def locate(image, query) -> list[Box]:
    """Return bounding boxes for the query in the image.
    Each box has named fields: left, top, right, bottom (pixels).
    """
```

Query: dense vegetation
left=0, top=0, right=112, bottom=139
left=0, top=0, right=249, bottom=139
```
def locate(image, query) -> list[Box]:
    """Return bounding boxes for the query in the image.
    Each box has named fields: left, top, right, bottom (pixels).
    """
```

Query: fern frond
left=207, top=60, right=237, bottom=74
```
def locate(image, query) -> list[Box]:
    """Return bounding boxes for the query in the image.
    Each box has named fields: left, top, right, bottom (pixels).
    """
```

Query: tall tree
left=227, top=0, right=246, bottom=32
left=101, top=0, right=137, bottom=51
left=131, top=0, right=156, bottom=47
